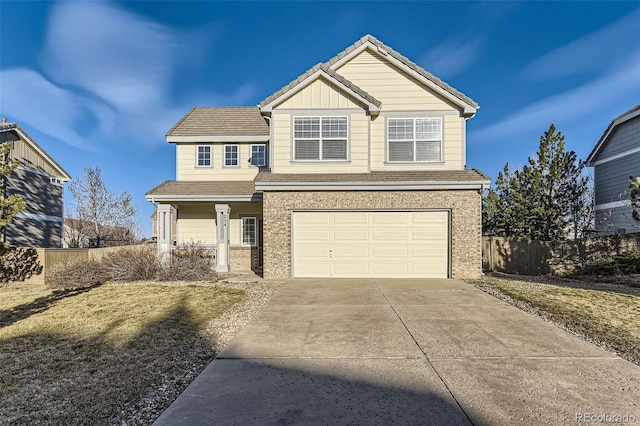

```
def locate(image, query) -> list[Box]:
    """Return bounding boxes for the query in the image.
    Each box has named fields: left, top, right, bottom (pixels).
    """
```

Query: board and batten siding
left=176, top=143, right=261, bottom=181
left=270, top=111, right=370, bottom=173
left=11, top=139, right=63, bottom=178
left=277, top=79, right=362, bottom=110
left=334, top=50, right=459, bottom=111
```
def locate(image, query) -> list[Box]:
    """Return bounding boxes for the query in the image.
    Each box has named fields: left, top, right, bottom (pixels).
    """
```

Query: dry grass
left=0, top=282, right=244, bottom=425
left=471, top=275, right=640, bottom=365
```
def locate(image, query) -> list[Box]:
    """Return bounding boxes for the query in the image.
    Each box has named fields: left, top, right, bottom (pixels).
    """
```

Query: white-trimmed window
left=250, top=144, right=267, bottom=167
left=241, top=217, right=257, bottom=246
left=388, top=118, right=442, bottom=162
left=294, top=116, right=348, bottom=161
left=197, top=145, right=212, bottom=167
left=224, top=145, right=239, bottom=167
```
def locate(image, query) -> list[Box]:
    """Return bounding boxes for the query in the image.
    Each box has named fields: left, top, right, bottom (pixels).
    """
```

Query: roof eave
left=255, top=180, right=490, bottom=191
left=586, top=106, right=640, bottom=166
left=166, top=135, right=270, bottom=143
left=145, top=194, right=263, bottom=203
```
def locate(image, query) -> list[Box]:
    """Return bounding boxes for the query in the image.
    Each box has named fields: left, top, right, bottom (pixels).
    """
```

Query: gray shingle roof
left=166, top=107, right=269, bottom=137
left=146, top=180, right=258, bottom=197
left=255, top=169, right=490, bottom=183
left=326, top=34, right=478, bottom=109
left=259, top=63, right=382, bottom=110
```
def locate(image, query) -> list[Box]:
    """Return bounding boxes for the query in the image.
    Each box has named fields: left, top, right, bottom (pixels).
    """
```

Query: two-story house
left=586, top=105, right=640, bottom=235
left=146, top=35, right=490, bottom=279
left=0, top=118, right=71, bottom=248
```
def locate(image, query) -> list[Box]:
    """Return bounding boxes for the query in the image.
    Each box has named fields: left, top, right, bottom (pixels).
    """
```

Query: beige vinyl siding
left=277, top=78, right=362, bottom=109
left=176, top=202, right=263, bottom=246
left=11, top=139, right=61, bottom=177
left=176, top=143, right=260, bottom=181
left=177, top=204, right=216, bottom=244
left=271, top=112, right=370, bottom=173
left=335, top=50, right=459, bottom=111
left=370, top=113, right=464, bottom=171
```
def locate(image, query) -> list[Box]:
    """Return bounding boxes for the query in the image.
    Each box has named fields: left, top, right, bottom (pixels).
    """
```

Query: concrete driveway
left=155, top=279, right=640, bottom=425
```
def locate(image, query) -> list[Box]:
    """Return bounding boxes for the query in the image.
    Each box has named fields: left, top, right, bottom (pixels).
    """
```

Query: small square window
left=250, top=144, right=266, bottom=167
left=224, top=145, right=239, bottom=167
left=197, top=145, right=211, bottom=167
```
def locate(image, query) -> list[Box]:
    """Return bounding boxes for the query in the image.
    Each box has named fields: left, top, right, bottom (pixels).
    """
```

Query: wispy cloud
left=470, top=56, right=640, bottom=143
left=522, top=8, right=640, bottom=80
left=1, top=1, right=254, bottom=150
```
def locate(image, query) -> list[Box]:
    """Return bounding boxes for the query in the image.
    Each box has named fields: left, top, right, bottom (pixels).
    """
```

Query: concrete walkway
left=155, top=279, right=640, bottom=425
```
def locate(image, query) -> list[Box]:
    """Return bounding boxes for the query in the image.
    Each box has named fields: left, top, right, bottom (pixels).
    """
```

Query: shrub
left=0, top=247, right=43, bottom=282
left=101, top=246, right=159, bottom=282
left=158, top=243, right=215, bottom=281
left=45, top=258, right=108, bottom=289
left=580, top=250, right=640, bottom=276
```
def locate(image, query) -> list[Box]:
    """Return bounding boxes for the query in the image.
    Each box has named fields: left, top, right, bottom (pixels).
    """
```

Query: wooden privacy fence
left=483, top=233, right=640, bottom=276
left=7, top=245, right=153, bottom=286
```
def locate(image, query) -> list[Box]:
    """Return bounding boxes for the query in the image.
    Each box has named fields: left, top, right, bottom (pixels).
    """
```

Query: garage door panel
left=292, top=211, right=449, bottom=278
left=333, top=230, right=369, bottom=241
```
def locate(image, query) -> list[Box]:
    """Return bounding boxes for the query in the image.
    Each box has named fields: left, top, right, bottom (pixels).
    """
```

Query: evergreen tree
left=0, top=142, right=26, bottom=250
left=482, top=124, right=590, bottom=240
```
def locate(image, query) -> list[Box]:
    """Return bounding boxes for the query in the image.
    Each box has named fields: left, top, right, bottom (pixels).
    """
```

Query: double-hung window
left=294, top=116, right=348, bottom=161
left=224, top=145, right=239, bottom=167
left=250, top=144, right=267, bottom=167
left=387, top=118, right=442, bottom=162
left=241, top=217, right=257, bottom=246
left=197, top=145, right=212, bottom=167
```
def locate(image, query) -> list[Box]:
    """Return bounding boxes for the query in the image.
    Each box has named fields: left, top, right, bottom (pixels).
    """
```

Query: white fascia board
left=146, top=194, right=262, bottom=203
left=595, top=200, right=631, bottom=211
left=6, top=127, right=72, bottom=181
left=167, top=135, right=269, bottom=143
left=260, top=70, right=376, bottom=114
left=328, top=42, right=477, bottom=115
left=591, top=146, right=640, bottom=166
left=587, top=108, right=640, bottom=165
left=255, top=180, right=490, bottom=191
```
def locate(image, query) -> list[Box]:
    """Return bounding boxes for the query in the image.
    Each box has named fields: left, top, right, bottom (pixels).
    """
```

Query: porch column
left=215, top=204, right=230, bottom=272
left=157, top=204, right=174, bottom=260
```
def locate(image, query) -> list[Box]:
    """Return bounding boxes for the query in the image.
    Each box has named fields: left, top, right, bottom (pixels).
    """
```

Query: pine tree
left=0, top=142, right=27, bottom=251
left=482, top=124, right=591, bottom=240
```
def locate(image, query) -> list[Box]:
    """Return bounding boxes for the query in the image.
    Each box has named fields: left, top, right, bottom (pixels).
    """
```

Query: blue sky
left=1, top=1, right=639, bottom=238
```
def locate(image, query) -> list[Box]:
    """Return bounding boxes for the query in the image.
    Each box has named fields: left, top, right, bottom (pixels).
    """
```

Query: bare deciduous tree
left=67, top=166, right=139, bottom=248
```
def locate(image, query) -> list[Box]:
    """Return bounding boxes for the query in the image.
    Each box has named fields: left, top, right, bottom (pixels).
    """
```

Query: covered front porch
left=146, top=181, right=263, bottom=273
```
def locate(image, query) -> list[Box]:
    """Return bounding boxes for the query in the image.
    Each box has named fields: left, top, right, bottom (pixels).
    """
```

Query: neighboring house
left=63, top=218, right=136, bottom=248
left=146, top=35, right=490, bottom=279
left=0, top=118, right=71, bottom=248
left=586, top=105, right=640, bottom=235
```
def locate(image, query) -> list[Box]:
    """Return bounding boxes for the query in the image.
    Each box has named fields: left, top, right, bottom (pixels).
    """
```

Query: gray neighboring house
left=586, top=105, right=640, bottom=235
left=0, top=118, right=71, bottom=248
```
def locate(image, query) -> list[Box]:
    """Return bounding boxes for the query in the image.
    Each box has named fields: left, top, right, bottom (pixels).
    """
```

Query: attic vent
left=50, top=177, right=62, bottom=186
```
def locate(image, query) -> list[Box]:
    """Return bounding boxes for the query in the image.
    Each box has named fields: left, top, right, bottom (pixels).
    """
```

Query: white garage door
left=292, top=211, right=449, bottom=278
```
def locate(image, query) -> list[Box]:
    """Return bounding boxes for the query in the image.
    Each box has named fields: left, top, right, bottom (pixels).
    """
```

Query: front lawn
left=0, top=282, right=244, bottom=425
left=470, top=275, right=640, bottom=366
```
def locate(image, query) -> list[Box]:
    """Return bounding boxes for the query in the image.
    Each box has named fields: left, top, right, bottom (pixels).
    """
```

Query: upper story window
left=294, top=116, right=348, bottom=161
left=197, top=145, right=212, bottom=167
left=388, top=118, right=442, bottom=162
left=250, top=144, right=267, bottom=167
left=224, top=145, right=239, bottom=167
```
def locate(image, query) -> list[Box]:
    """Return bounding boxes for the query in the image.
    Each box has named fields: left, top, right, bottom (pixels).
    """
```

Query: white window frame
left=387, top=117, right=443, bottom=163
left=241, top=217, right=257, bottom=247
left=196, top=145, right=212, bottom=167
left=224, top=144, right=239, bottom=167
left=250, top=144, right=267, bottom=167
left=293, top=116, right=349, bottom=161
